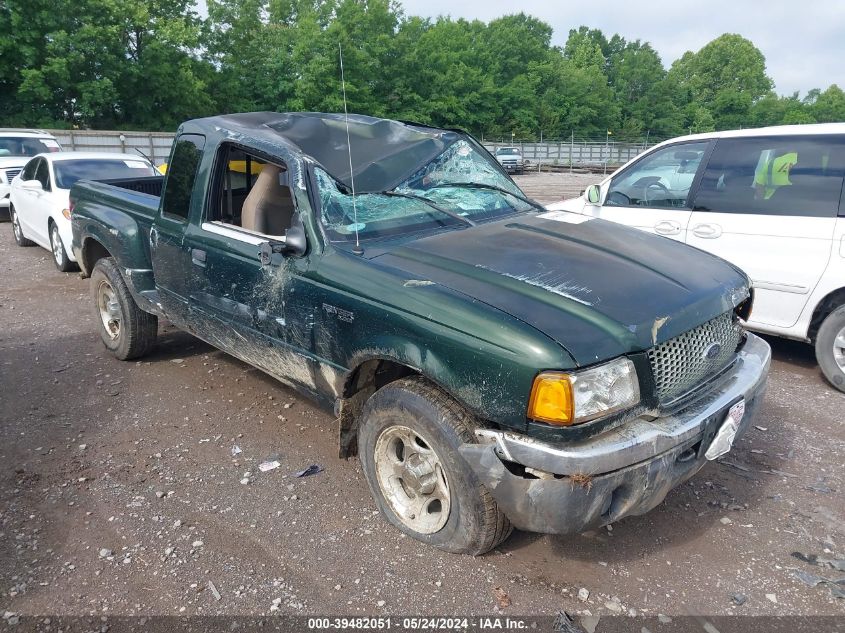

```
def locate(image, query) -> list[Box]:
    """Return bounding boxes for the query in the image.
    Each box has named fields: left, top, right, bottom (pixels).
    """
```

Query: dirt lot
left=1, top=174, right=843, bottom=622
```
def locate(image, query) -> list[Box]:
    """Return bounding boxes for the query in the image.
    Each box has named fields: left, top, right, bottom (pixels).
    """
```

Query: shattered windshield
left=316, top=139, right=534, bottom=243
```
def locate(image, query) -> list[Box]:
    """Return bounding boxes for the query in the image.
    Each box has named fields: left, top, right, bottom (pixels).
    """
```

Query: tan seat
left=241, top=164, right=294, bottom=235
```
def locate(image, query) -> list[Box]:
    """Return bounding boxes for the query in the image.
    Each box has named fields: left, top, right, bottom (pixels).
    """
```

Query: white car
left=10, top=152, right=158, bottom=271
left=547, top=122, right=845, bottom=392
left=0, top=129, right=62, bottom=217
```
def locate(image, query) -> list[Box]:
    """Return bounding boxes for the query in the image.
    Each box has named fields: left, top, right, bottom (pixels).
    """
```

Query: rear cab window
left=161, top=134, right=206, bottom=221
left=692, top=135, right=845, bottom=217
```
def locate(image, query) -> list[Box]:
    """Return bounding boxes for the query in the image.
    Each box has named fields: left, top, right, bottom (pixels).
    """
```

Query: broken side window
left=208, top=145, right=295, bottom=237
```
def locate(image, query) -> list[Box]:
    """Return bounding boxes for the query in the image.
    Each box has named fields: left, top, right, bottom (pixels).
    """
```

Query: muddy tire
left=10, top=205, right=34, bottom=247
left=90, top=257, right=157, bottom=360
left=359, top=376, right=512, bottom=555
left=50, top=221, right=75, bottom=272
left=815, top=305, right=845, bottom=392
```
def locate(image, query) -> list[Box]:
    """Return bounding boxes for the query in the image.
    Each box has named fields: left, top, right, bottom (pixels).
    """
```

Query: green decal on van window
left=754, top=150, right=797, bottom=199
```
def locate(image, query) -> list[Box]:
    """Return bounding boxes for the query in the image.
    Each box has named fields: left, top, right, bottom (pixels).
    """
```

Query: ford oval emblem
left=703, top=342, right=722, bottom=361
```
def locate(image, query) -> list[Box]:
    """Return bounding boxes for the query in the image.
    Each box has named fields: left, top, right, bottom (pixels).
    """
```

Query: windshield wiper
left=380, top=191, right=476, bottom=227
left=424, top=182, right=544, bottom=211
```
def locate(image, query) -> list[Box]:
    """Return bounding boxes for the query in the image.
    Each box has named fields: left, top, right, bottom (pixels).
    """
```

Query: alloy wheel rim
left=12, top=211, right=21, bottom=241
left=374, top=425, right=451, bottom=534
left=97, top=280, right=121, bottom=340
left=51, top=225, right=62, bottom=264
left=834, top=325, right=845, bottom=372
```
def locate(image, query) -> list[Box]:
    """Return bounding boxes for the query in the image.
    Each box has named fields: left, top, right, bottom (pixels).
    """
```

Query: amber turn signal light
left=527, top=372, right=574, bottom=425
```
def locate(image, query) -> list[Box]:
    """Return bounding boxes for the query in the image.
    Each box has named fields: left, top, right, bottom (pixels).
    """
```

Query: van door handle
left=191, top=248, right=207, bottom=267
left=149, top=226, right=158, bottom=248
left=654, top=220, right=681, bottom=235
left=692, top=223, right=722, bottom=239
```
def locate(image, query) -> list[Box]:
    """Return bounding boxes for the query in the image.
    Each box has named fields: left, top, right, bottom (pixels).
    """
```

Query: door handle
left=654, top=220, right=680, bottom=235
left=191, top=248, right=207, bottom=267
left=149, top=226, right=158, bottom=248
left=692, top=223, right=722, bottom=239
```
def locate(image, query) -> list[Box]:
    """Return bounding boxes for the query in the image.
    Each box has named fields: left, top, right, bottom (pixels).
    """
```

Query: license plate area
left=696, top=398, right=746, bottom=461
left=704, top=399, right=746, bottom=461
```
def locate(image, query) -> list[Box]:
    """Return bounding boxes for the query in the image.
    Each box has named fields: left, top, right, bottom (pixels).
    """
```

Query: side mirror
left=585, top=184, right=601, bottom=204
left=258, top=216, right=307, bottom=265
left=21, top=179, right=43, bottom=191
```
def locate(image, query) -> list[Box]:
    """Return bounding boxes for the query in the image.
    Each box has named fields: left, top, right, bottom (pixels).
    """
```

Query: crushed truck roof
left=189, top=112, right=463, bottom=193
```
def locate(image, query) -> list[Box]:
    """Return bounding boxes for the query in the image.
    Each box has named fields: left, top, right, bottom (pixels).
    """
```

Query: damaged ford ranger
left=71, top=113, right=771, bottom=554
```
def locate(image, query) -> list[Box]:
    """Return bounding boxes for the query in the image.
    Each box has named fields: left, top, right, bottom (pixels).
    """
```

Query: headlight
left=527, top=358, right=640, bottom=426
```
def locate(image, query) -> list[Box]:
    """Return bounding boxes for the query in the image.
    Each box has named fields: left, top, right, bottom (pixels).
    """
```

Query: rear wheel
left=10, top=205, right=34, bottom=246
left=50, top=221, right=75, bottom=272
left=816, top=305, right=845, bottom=392
left=359, top=376, right=512, bottom=555
left=90, top=257, right=157, bottom=360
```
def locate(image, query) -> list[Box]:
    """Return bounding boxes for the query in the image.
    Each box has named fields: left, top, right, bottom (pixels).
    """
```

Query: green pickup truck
left=71, top=113, right=770, bottom=554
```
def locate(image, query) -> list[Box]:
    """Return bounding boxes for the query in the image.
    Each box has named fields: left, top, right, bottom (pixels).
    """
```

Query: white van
left=548, top=123, right=845, bottom=392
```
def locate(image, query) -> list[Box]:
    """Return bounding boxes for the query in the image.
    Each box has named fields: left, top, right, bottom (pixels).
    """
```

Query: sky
left=396, top=0, right=841, bottom=96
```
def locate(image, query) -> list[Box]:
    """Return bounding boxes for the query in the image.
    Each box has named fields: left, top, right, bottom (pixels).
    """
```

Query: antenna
left=339, top=43, right=363, bottom=256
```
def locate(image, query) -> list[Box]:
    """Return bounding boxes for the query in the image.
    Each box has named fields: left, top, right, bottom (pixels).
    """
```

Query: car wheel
left=358, top=376, right=512, bottom=555
left=815, top=305, right=845, bottom=392
left=50, top=222, right=75, bottom=272
left=10, top=205, right=34, bottom=247
left=90, top=257, right=158, bottom=360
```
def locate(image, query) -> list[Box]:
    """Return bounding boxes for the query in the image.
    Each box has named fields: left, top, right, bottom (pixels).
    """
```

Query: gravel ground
left=514, top=171, right=598, bottom=204
left=1, top=180, right=843, bottom=621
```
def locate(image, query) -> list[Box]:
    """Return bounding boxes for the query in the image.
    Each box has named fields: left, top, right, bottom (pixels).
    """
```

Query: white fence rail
left=47, top=129, right=176, bottom=165
left=46, top=129, right=654, bottom=170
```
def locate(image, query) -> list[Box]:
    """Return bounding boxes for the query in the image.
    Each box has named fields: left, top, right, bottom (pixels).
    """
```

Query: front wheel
left=815, top=305, right=845, bottom=392
left=50, top=222, right=75, bottom=272
left=90, top=257, right=158, bottom=360
left=10, top=205, right=34, bottom=247
left=359, top=376, right=512, bottom=555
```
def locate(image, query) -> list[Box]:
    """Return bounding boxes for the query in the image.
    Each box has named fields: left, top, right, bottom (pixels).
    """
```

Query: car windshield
left=0, top=137, right=61, bottom=157
left=496, top=148, right=519, bottom=155
left=53, top=158, right=158, bottom=189
left=316, top=139, right=534, bottom=242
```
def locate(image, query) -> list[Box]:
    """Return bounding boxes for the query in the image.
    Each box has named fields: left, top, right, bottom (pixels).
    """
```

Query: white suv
left=0, top=129, right=62, bottom=217
left=548, top=123, right=845, bottom=391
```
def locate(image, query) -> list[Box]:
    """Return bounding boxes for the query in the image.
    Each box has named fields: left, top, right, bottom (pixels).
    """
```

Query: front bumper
left=459, top=332, right=771, bottom=534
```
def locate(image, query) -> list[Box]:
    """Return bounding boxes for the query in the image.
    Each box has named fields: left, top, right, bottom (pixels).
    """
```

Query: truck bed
left=70, top=177, right=163, bottom=275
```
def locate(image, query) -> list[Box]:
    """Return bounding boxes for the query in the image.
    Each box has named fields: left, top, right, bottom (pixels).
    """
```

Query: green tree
left=669, top=34, right=773, bottom=129
left=810, top=85, right=845, bottom=122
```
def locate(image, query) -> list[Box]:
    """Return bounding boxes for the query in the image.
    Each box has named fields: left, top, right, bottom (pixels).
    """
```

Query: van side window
left=162, top=134, right=206, bottom=220
left=208, top=145, right=295, bottom=238
left=605, top=141, right=708, bottom=208
left=692, top=136, right=845, bottom=217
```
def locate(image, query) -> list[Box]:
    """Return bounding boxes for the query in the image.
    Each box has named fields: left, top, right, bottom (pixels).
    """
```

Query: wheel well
left=809, top=288, right=845, bottom=342
left=81, top=238, right=112, bottom=278
left=337, top=359, right=419, bottom=458
left=342, top=358, right=417, bottom=399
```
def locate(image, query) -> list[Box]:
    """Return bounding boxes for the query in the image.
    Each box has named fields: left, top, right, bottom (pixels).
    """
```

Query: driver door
left=182, top=143, right=315, bottom=392
left=588, top=140, right=712, bottom=242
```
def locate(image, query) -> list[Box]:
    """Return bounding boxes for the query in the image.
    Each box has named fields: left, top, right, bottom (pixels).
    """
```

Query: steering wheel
left=643, top=181, right=671, bottom=205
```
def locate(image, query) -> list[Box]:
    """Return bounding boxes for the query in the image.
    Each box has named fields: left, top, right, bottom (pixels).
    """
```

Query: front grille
left=5, top=168, right=21, bottom=182
left=648, top=311, right=742, bottom=404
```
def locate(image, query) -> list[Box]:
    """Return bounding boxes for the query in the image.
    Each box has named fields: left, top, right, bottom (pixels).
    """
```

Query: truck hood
left=373, top=210, right=750, bottom=365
